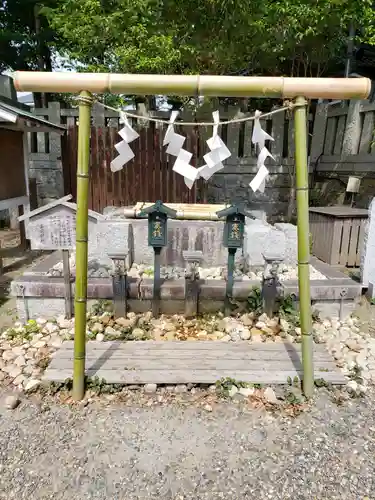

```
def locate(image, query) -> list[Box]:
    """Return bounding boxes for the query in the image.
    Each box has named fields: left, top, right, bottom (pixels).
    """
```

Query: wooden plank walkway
left=43, top=341, right=347, bottom=385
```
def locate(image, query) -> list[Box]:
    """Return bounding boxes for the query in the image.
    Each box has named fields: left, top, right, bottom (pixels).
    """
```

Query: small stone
left=14, top=356, right=26, bottom=367
left=295, top=327, right=302, bottom=336
left=4, top=394, right=20, bottom=409
left=8, top=366, right=22, bottom=379
left=250, top=327, right=263, bottom=337
left=162, top=322, right=176, bottom=333
left=174, top=384, right=188, bottom=393
left=238, top=387, right=255, bottom=398
left=101, top=316, right=111, bottom=326
left=132, top=328, right=146, bottom=339
left=34, top=340, right=47, bottom=349
left=96, top=333, right=105, bottom=342
left=164, top=331, right=175, bottom=341
left=241, top=314, right=253, bottom=327
left=143, top=311, right=153, bottom=322
left=266, top=318, right=280, bottom=330
left=255, top=321, right=266, bottom=330
left=358, top=383, right=368, bottom=394
left=50, top=336, right=63, bottom=348
left=261, top=326, right=275, bottom=336
left=258, top=313, right=269, bottom=322
left=23, top=365, right=35, bottom=376
left=204, top=404, right=213, bottom=412
left=24, top=379, right=41, bottom=392
left=264, top=387, right=278, bottom=404
left=25, top=349, right=37, bottom=360
left=213, top=331, right=224, bottom=339
left=144, top=383, right=157, bottom=393
left=13, top=374, right=25, bottom=386
left=220, top=335, right=231, bottom=342
left=228, top=386, right=238, bottom=398
left=197, top=331, right=207, bottom=339
left=3, top=351, right=16, bottom=362
left=240, top=329, right=251, bottom=341
left=280, top=318, right=290, bottom=332
left=346, top=380, right=358, bottom=393
left=286, top=333, right=295, bottom=343
left=330, top=319, right=340, bottom=330
left=0, top=372, right=5, bottom=381
left=105, top=326, right=121, bottom=337
left=345, top=339, right=362, bottom=353
left=336, top=358, right=346, bottom=368
left=345, top=317, right=354, bottom=327
left=45, top=322, right=60, bottom=334
left=91, top=322, right=104, bottom=333
left=12, top=346, right=25, bottom=356
left=56, top=316, right=71, bottom=329
left=115, top=317, right=134, bottom=329
left=36, top=317, right=47, bottom=326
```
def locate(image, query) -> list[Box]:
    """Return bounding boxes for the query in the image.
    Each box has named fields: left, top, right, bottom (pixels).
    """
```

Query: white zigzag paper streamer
left=199, top=110, right=231, bottom=181
left=162, top=110, right=199, bottom=190
left=110, top=112, right=139, bottom=172
left=249, top=110, right=275, bottom=192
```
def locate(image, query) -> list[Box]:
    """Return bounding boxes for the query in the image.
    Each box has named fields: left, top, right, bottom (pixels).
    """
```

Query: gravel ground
left=1, top=388, right=375, bottom=499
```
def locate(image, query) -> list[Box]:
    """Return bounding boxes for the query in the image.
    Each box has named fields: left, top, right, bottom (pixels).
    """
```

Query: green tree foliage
left=0, top=0, right=58, bottom=73
left=44, top=0, right=375, bottom=77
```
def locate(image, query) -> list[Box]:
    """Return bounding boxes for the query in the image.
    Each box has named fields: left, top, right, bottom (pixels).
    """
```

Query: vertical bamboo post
left=294, top=96, right=314, bottom=397
left=73, top=90, right=92, bottom=401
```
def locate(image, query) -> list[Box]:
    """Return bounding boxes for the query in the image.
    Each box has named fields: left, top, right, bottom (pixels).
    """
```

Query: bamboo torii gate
left=14, top=72, right=371, bottom=400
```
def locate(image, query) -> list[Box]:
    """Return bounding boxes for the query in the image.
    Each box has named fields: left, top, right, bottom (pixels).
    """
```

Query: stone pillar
left=361, top=197, right=375, bottom=290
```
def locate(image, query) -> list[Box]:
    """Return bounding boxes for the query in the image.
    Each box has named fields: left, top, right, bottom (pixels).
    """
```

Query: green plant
left=247, top=286, right=262, bottom=315
left=314, top=378, right=328, bottom=388
left=91, top=300, right=113, bottom=315
left=143, top=267, right=154, bottom=277
left=25, top=319, right=40, bottom=335
left=215, top=377, right=250, bottom=396
left=86, top=376, right=123, bottom=395
left=278, top=294, right=300, bottom=327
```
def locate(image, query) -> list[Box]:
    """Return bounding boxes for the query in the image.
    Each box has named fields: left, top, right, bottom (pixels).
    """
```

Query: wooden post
left=342, top=100, right=362, bottom=157
left=153, top=247, right=162, bottom=317
left=62, top=249, right=72, bottom=319
left=183, top=250, right=203, bottom=318
left=310, top=101, right=328, bottom=166
left=0, top=239, right=3, bottom=276
left=225, top=248, right=236, bottom=317
left=112, top=272, right=127, bottom=318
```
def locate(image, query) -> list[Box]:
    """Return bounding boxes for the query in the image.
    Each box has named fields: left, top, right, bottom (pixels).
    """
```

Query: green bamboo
left=72, top=90, right=92, bottom=401
left=294, top=95, right=314, bottom=397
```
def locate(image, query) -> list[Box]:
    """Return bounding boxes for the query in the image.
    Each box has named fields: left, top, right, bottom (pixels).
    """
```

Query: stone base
left=12, top=256, right=362, bottom=322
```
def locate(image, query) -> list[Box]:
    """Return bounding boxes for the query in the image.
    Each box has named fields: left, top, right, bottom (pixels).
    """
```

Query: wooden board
left=44, top=341, right=346, bottom=385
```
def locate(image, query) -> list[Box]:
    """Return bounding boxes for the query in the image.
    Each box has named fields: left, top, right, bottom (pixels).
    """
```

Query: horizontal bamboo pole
left=13, top=72, right=371, bottom=99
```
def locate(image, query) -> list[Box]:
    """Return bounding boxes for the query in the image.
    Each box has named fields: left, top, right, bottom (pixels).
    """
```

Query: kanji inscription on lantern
left=152, top=220, right=162, bottom=238
left=230, top=220, right=241, bottom=240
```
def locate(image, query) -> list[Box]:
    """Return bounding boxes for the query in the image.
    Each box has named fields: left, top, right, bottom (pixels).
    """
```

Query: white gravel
left=0, top=388, right=375, bottom=499
left=47, top=255, right=327, bottom=282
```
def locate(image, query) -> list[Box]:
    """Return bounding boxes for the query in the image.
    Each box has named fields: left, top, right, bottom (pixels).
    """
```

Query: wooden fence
left=27, top=97, right=375, bottom=218
left=57, top=102, right=311, bottom=213
left=63, top=124, right=199, bottom=213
